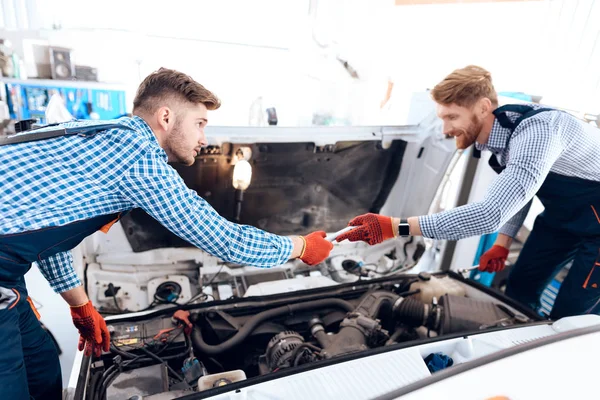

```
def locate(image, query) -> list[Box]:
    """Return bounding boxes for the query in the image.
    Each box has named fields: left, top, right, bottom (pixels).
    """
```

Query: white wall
left=1, top=1, right=598, bottom=126
left=333, top=0, right=600, bottom=119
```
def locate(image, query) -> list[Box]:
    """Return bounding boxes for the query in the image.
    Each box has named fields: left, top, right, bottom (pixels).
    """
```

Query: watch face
left=399, top=222, right=410, bottom=236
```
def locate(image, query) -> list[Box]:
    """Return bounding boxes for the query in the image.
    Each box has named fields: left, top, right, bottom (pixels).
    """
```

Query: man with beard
left=340, top=65, right=600, bottom=320
left=0, top=68, right=333, bottom=399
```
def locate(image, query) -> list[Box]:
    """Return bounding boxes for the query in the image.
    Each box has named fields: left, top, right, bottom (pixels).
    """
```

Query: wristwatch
left=398, top=218, right=411, bottom=237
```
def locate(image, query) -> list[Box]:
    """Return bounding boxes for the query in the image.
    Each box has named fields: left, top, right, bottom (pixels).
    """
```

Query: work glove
left=478, top=245, right=509, bottom=273
left=70, top=300, right=111, bottom=357
left=336, top=213, right=396, bottom=246
left=299, top=231, right=334, bottom=266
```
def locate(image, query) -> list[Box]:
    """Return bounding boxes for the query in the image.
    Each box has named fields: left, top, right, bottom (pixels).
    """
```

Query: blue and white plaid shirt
left=419, top=104, right=600, bottom=240
left=0, top=116, right=293, bottom=293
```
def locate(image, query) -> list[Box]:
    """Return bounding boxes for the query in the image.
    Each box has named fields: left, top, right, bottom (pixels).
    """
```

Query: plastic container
left=410, top=272, right=466, bottom=304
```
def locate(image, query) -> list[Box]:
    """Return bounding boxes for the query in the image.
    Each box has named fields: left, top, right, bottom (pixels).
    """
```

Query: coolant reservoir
left=410, top=272, right=466, bottom=303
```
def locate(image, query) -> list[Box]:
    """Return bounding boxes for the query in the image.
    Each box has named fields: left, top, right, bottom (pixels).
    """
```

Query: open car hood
left=123, top=138, right=406, bottom=251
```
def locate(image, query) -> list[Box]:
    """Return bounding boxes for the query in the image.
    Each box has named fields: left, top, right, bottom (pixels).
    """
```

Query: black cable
left=137, top=346, right=186, bottom=382
left=185, top=332, right=193, bottom=359
left=396, top=289, right=421, bottom=298
left=183, top=265, right=225, bottom=306
left=96, top=368, right=119, bottom=400
left=137, top=301, right=158, bottom=312
left=397, top=278, right=418, bottom=294
left=98, top=328, right=190, bottom=400
left=104, top=281, right=179, bottom=314
left=109, top=344, right=137, bottom=360
left=185, top=292, right=209, bottom=305
left=402, top=236, right=414, bottom=260
left=100, top=353, right=151, bottom=397
left=107, top=283, right=123, bottom=313
left=84, top=263, right=90, bottom=297
left=192, top=298, right=354, bottom=355
left=86, top=369, right=102, bottom=400
left=290, top=343, right=322, bottom=367
left=203, top=265, right=225, bottom=290
left=98, top=341, right=187, bottom=399
left=96, top=361, right=127, bottom=400
left=386, top=237, right=416, bottom=275
left=111, top=336, right=189, bottom=363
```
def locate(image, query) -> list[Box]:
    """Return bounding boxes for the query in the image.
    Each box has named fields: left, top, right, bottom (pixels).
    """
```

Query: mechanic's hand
left=478, top=245, right=509, bottom=273
left=70, top=301, right=110, bottom=357
left=300, top=231, right=334, bottom=266
left=336, top=213, right=396, bottom=246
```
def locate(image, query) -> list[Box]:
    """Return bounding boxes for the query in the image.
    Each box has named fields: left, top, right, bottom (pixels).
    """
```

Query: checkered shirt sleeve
left=419, top=117, right=564, bottom=240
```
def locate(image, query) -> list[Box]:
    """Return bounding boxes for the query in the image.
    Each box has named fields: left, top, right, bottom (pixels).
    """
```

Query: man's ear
left=156, top=106, right=173, bottom=132
left=478, top=97, right=493, bottom=116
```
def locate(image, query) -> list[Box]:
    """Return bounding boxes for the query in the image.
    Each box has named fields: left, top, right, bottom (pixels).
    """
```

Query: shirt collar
left=475, top=117, right=512, bottom=151
left=118, top=115, right=168, bottom=160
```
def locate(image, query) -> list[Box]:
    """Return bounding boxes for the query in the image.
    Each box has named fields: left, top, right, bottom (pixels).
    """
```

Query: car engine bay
left=83, top=272, right=537, bottom=400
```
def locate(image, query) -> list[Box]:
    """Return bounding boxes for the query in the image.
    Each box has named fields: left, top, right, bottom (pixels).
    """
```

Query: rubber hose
left=352, top=291, right=399, bottom=319
left=192, top=298, right=354, bottom=355
left=394, top=297, right=427, bottom=327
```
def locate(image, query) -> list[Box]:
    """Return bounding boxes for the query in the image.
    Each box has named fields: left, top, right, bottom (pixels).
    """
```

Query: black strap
left=487, top=104, right=557, bottom=174
left=0, top=127, right=68, bottom=146
left=493, top=104, right=555, bottom=132
left=0, top=123, right=133, bottom=146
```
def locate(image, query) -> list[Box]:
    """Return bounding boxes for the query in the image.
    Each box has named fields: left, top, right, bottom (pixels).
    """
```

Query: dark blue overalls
left=489, top=105, right=600, bottom=319
left=0, top=123, right=129, bottom=399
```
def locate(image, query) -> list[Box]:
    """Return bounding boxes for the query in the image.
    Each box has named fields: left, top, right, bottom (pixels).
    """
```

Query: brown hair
left=431, top=65, right=498, bottom=108
left=133, top=68, right=221, bottom=115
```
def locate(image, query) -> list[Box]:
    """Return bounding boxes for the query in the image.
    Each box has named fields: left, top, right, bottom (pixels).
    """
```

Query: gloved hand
left=299, top=231, right=334, bottom=266
left=70, top=300, right=110, bottom=357
left=478, top=245, right=509, bottom=273
left=336, top=213, right=396, bottom=245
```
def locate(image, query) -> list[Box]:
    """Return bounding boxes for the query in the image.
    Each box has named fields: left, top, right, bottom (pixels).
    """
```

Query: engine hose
left=191, top=298, right=354, bottom=355
left=394, top=297, right=428, bottom=327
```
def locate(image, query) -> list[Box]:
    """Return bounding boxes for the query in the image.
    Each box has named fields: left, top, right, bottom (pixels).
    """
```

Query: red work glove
left=478, top=245, right=509, bottom=273
left=70, top=301, right=111, bottom=357
left=336, top=213, right=396, bottom=245
left=299, top=231, right=334, bottom=266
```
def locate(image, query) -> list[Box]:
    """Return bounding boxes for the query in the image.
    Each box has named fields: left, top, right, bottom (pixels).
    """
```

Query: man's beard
left=165, top=120, right=195, bottom=166
left=455, top=115, right=483, bottom=150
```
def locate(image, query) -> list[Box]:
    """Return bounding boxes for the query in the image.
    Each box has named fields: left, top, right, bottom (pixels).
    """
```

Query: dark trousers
left=0, top=282, right=62, bottom=400
left=506, top=215, right=600, bottom=319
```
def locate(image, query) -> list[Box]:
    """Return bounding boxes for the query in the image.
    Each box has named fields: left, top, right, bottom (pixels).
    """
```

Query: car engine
left=84, top=273, right=533, bottom=400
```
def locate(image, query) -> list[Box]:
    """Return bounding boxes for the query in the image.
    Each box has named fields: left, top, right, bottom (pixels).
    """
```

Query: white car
left=66, top=98, right=600, bottom=400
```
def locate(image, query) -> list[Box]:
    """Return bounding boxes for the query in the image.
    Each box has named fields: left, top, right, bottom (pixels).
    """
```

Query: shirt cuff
left=275, top=236, right=295, bottom=266
left=37, top=251, right=82, bottom=294
left=46, top=274, right=82, bottom=294
left=418, top=215, right=438, bottom=239
left=498, top=221, right=521, bottom=238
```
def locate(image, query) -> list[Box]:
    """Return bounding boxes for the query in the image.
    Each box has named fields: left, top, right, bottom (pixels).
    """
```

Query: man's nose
left=442, top=122, right=453, bottom=136
left=199, top=130, right=208, bottom=146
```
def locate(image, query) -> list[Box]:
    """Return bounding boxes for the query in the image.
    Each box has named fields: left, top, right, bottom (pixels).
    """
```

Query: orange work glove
left=70, top=300, right=111, bottom=357
left=299, top=231, right=334, bottom=266
left=478, top=245, right=509, bottom=273
left=336, top=213, right=396, bottom=245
